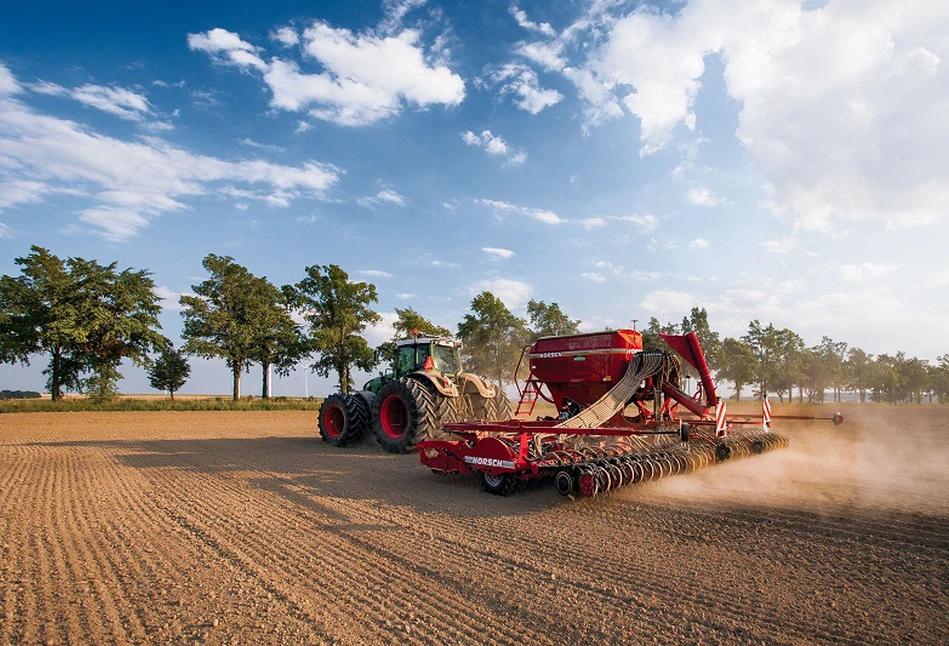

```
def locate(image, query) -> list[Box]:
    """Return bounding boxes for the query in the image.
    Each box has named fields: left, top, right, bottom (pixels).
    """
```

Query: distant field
left=0, top=404, right=946, bottom=644
left=0, top=395, right=323, bottom=413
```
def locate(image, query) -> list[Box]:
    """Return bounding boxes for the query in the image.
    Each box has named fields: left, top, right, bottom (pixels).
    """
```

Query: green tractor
left=318, top=336, right=512, bottom=453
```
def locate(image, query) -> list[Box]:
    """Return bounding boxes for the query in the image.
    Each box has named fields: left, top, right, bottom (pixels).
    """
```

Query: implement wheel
left=481, top=472, right=517, bottom=496
left=318, top=393, right=372, bottom=447
left=373, top=378, right=448, bottom=453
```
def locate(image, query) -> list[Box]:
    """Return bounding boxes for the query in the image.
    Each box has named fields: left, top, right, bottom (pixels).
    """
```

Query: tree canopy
left=180, top=254, right=276, bottom=400
left=293, top=264, right=380, bottom=394
left=526, top=299, right=580, bottom=340
left=457, top=291, right=528, bottom=386
left=148, top=345, right=191, bottom=400
left=0, top=246, right=165, bottom=400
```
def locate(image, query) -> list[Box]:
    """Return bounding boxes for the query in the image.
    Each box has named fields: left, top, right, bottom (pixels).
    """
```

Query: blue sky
left=1, top=0, right=947, bottom=396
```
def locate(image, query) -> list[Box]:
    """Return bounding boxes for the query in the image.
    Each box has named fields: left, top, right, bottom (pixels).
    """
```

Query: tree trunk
left=232, top=368, right=241, bottom=401
left=261, top=360, right=271, bottom=399
left=170, top=389, right=175, bottom=401
left=51, top=349, right=61, bottom=401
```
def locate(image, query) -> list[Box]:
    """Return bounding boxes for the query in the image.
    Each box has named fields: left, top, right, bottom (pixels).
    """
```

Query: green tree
left=870, top=354, right=903, bottom=403
left=0, top=246, right=85, bottom=399
left=641, top=316, right=678, bottom=352
left=180, top=254, right=274, bottom=400
left=148, top=346, right=191, bottom=400
left=901, top=355, right=930, bottom=404
left=0, top=246, right=165, bottom=400
left=526, top=299, right=580, bottom=340
left=71, top=258, right=166, bottom=399
left=251, top=282, right=310, bottom=398
left=457, top=291, right=528, bottom=387
left=931, top=354, right=949, bottom=403
left=294, top=264, right=380, bottom=394
left=845, top=347, right=874, bottom=403
left=742, top=320, right=804, bottom=402
left=376, top=307, right=452, bottom=367
left=717, top=337, right=756, bottom=401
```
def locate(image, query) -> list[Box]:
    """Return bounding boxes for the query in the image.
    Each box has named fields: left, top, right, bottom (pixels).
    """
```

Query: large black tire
left=476, top=388, right=513, bottom=423
left=480, top=471, right=517, bottom=496
left=373, top=378, right=455, bottom=453
left=492, top=388, right=513, bottom=421
left=319, top=393, right=372, bottom=447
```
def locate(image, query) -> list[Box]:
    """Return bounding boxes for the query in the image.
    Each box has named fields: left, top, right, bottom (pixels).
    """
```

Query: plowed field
left=1, top=405, right=947, bottom=645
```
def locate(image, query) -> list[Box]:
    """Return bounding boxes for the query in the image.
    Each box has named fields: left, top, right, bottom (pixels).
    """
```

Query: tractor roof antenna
left=631, top=319, right=638, bottom=331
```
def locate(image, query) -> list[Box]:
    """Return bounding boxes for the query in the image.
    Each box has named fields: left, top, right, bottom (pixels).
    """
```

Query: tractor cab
left=395, top=337, right=462, bottom=376
left=363, top=336, right=464, bottom=393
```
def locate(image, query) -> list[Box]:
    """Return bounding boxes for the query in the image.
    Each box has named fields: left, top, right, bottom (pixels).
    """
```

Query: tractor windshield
left=432, top=345, right=460, bottom=373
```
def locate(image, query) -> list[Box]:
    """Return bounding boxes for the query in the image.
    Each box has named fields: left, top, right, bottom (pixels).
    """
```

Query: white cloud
left=381, top=0, right=428, bottom=34
left=396, top=292, right=416, bottom=299
left=685, top=186, right=719, bottom=206
left=31, top=79, right=151, bottom=121
left=461, top=129, right=527, bottom=165
left=359, top=269, right=394, bottom=279
left=569, top=0, right=949, bottom=230
left=0, top=221, right=12, bottom=238
left=0, top=67, right=339, bottom=241
left=357, top=188, right=407, bottom=209
left=476, top=198, right=563, bottom=225
left=510, top=6, right=556, bottom=37
left=689, top=238, right=709, bottom=249
left=840, top=262, right=892, bottom=282
left=155, top=285, right=188, bottom=312
left=0, top=64, right=21, bottom=95
left=72, top=85, right=151, bottom=121
left=641, top=289, right=697, bottom=317
left=143, top=120, right=175, bottom=133
left=482, top=246, right=515, bottom=259
left=364, top=311, right=399, bottom=347
left=489, top=63, right=563, bottom=114
left=189, top=21, right=465, bottom=127
left=471, top=278, right=533, bottom=309
left=515, top=41, right=565, bottom=72
left=761, top=237, right=799, bottom=254
left=615, top=214, right=658, bottom=233
left=238, top=138, right=283, bottom=152
left=271, top=26, right=300, bottom=47
left=580, top=217, right=606, bottom=230
left=581, top=272, right=606, bottom=283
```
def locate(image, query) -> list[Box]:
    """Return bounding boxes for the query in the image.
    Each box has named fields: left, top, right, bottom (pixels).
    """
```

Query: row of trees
left=641, top=309, right=949, bottom=404
left=2, top=246, right=947, bottom=403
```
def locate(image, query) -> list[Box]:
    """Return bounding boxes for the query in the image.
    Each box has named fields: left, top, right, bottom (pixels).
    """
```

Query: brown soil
left=1, top=406, right=946, bottom=645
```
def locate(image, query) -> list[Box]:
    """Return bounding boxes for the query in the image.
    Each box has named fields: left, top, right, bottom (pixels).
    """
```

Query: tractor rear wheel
left=492, top=388, right=513, bottom=421
left=373, top=378, right=454, bottom=453
left=319, top=393, right=372, bottom=446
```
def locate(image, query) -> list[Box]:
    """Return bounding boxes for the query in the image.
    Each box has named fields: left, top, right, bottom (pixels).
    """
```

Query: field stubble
left=0, top=405, right=946, bottom=645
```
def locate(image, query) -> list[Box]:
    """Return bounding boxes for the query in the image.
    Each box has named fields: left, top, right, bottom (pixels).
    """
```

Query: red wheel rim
left=380, top=394, right=409, bottom=439
left=323, top=404, right=345, bottom=438
left=578, top=473, right=595, bottom=497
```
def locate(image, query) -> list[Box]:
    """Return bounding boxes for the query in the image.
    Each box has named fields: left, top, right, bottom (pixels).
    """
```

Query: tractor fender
left=408, top=371, right=460, bottom=398
left=457, top=372, right=496, bottom=399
